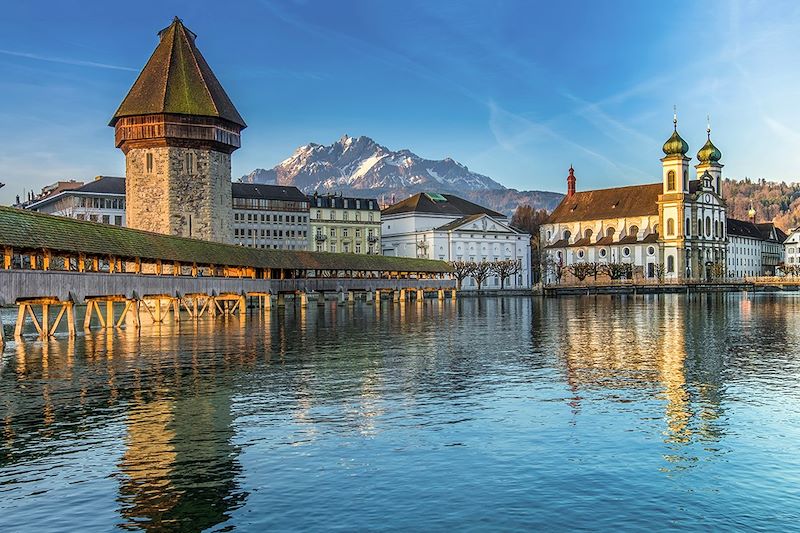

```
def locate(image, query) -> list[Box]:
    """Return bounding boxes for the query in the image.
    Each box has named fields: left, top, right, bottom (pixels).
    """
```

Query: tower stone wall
left=125, top=147, right=233, bottom=242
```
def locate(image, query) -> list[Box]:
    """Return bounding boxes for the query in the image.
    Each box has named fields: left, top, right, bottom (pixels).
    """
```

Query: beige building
left=308, top=194, right=381, bottom=254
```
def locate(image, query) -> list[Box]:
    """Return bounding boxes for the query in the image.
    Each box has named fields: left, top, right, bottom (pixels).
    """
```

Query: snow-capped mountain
left=242, top=135, right=505, bottom=192
left=240, top=135, right=563, bottom=215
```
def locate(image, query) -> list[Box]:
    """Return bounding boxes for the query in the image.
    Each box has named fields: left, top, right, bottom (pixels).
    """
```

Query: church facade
left=541, top=118, right=729, bottom=282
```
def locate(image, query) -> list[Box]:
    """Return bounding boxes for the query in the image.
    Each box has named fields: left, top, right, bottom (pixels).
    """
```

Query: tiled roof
left=111, top=18, right=246, bottom=128
left=382, top=193, right=504, bottom=218
left=232, top=183, right=307, bottom=202
left=0, top=206, right=451, bottom=273
left=755, top=222, right=787, bottom=243
left=727, top=218, right=762, bottom=239
left=546, top=183, right=661, bottom=224
left=75, top=176, right=125, bottom=195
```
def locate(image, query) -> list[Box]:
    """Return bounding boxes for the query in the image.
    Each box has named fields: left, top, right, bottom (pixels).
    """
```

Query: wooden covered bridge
left=0, top=206, right=456, bottom=342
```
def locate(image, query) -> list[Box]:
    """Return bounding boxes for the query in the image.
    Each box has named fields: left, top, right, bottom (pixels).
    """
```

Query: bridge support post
left=416, top=289, right=424, bottom=303
left=348, top=291, right=355, bottom=305
left=375, top=289, right=381, bottom=303
left=277, top=293, right=286, bottom=307
left=392, top=290, right=400, bottom=304
left=365, top=290, right=374, bottom=305
left=399, top=289, right=407, bottom=303
left=451, top=289, right=457, bottom=300
left=299, top=291, right=309, bottom=308
left=14, top=298, right=75, bottom=339
left=337, top=292, right=346, bottom=306
left=437, top=289, right=445, bottom=300
left=317, top=292, right=326, bottom=306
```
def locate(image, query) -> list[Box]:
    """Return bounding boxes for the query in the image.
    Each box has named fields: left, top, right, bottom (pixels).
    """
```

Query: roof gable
left=435, top=213, right=520, bottom=234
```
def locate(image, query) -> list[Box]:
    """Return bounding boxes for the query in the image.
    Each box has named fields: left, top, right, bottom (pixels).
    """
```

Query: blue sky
left=1, top=0, right=799, bottom=204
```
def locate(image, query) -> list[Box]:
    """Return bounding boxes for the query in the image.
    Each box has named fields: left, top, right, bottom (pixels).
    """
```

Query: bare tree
left=449, top=260, right=473, bottom=291
left=542, top=255, right=566, bottom=285
left=568, top=262, right=594, bottom=282
left=601, top=262, right=633, bottom=280
left=470, top=260, right=492, bottom=290
left=490, top=259, right=521, bottom=289
left=653, top=263, right=666, bottom=282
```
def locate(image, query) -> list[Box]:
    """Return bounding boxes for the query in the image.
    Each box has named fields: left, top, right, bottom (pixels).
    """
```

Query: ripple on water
left=1, top=294, right=800, bottom=531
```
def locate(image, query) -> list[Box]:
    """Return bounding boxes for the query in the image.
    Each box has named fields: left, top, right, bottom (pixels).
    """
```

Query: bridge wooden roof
left=0, top=207, right=452, bottom=273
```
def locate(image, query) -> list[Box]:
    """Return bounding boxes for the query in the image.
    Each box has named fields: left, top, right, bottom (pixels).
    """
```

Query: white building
left=541, top=119, right=729, bottom=282
left=231, top=183, right=309, bottom=250
left=783, top=228, right=800, bottom=269
left=24, top=176, right=126, bottom=226
left=381, top=192, right=531, bottom=289
left=726, top=218, right=763, bottom=278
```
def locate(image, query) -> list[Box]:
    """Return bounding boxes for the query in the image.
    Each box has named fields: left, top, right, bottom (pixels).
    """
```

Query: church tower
left=657, top=113, right=690, bottom=279
left=110, top=17, right=246, bottom=243
left=695, top=121, right=723, bottom=196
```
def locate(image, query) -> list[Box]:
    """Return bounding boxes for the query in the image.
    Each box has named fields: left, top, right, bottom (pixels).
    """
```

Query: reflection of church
left=555, top=296, right=723, bottom=446
left=542, top=116, right=728, bottom=281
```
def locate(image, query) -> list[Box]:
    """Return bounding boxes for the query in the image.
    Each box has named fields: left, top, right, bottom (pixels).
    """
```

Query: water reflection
left=1, top=295, right=800, bottom=530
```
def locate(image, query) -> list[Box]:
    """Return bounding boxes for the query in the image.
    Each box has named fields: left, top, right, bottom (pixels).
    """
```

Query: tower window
left=667, top=218, right=675, bottom=236
left=146, top=152, right=153, bottom=174
left=667, top=170, right=676, bottom=191
left=667, top=255, right=675, bottom=273
left=186, top=152, right=195, bottom=174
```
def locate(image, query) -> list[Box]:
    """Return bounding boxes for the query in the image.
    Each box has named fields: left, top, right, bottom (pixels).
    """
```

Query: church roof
left=110, top=17, right=246, bottom=128
left=546, top=183, right=661, bottom=224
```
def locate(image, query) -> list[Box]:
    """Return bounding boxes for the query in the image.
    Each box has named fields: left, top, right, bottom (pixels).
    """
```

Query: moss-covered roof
left=0, top=206, right=451, bottom=273
left=110, top=17, right=246, bottom=128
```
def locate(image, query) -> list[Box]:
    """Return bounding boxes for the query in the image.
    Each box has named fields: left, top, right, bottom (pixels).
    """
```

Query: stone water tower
left=110, top=17, right=246, bottom=243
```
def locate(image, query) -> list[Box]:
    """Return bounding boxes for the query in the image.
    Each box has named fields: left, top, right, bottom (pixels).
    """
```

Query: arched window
left=705, top=216, right=712, bottom=237
left=698, top=218, right=703, bottom=238
left=684, top=170, right=689, bottom=190
left=584, top=228, right=593, bottom=240
left=667, top=170, right=676, bottom=191
left=686, top=218, right=691, bottom=236
left=667, top=255, right=675, bottom=273
left=629, top=225, right=639, bottom=238
left=653, top=223, right=659, bottom=236
left=667, top=218, right=675, bottom=236
left=563, top=230, right=571, bottom=241
left=606, top=227, right=616, bottom=238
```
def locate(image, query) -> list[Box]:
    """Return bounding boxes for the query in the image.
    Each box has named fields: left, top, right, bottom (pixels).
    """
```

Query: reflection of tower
left=659, top=297, right=691, bottom=444
left=110, top=17, right=246, bottom=243
left=118, top=389, right=244, bottom=530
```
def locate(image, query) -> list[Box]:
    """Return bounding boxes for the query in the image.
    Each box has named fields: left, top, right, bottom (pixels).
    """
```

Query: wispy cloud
left=0, top=49, right=136, bottom=72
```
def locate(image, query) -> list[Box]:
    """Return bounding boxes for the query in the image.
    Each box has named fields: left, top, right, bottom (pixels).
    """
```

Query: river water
left=1, top=295, right=799, bottom=531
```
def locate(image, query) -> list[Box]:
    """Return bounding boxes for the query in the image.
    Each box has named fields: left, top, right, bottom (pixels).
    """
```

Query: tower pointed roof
left=110, top=17, right=246, bottom=128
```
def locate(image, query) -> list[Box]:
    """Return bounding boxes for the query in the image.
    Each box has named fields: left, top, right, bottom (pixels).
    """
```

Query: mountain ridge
left=240, top=135, right=563, bottom=216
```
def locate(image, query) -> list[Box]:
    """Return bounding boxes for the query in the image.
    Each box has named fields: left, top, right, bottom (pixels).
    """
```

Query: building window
left=186, top=152, right=195, bottom=174
left=667, top=170, right=676, bottom=191
left=667, top=218, right=675, bottom=236
left=343, top=212, right=349, bottom=222
left=577, top=249, right=585, bottom=259
left=622, top=247, right=631, bottom=257
left=599, top=249, right=607, bottom=258
left=706, top=216, right=712, bottom=237
left=667, top=255, right=675, bottom=273
left=146, top=152, right=154, bottom=174
left=648, top=246, right=655, bottom=256
left=115, top=216, right=122, bottom=226
left=343, top=228, right=349, bottom=237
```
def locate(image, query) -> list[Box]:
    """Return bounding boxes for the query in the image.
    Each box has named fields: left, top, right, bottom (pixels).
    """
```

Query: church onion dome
left=662, top=128, right=689, bottom=157
left=697, top=136, right=722, bottom=163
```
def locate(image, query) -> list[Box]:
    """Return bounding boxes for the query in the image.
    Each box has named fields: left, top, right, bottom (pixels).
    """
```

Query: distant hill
left=240, top=135, right=563, bottom=215
left=723, top=178, right=800, bottom=231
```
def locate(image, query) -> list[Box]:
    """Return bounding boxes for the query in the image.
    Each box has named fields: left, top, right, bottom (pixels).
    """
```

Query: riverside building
left=308, top=193, right=381, bottom=254
left=541, top=117, right=730, bottom=282
left=21, top=176, right=126, bottom=226
left=232, top=183, right=309, bottom=250
left=381, top=192, right=531, bottom=289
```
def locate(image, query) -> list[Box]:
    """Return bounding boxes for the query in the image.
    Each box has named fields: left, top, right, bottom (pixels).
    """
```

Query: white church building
left=541, top=117, right=730, bottom=282
left=381, top=193, right=532, bottom=289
